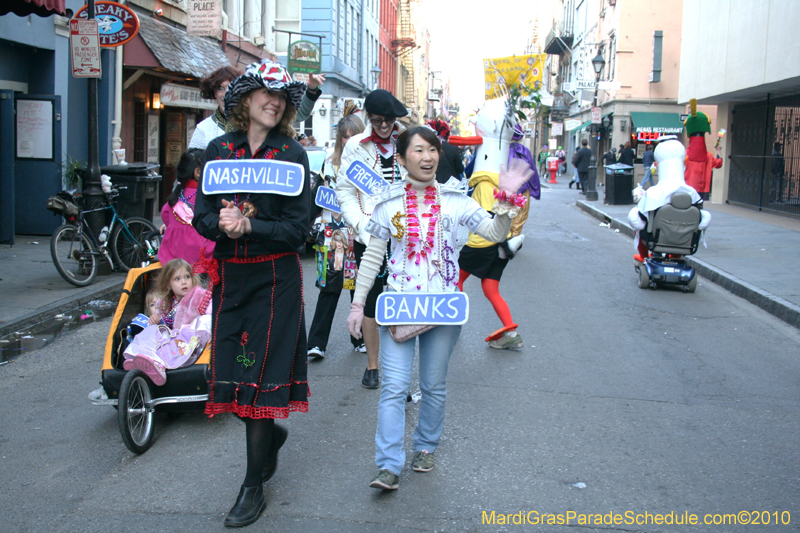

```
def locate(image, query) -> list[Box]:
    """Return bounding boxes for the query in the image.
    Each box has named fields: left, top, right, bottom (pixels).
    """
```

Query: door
left=0, top=90, right=14, bottom=244
left=14, top=94, right=62, bottom=235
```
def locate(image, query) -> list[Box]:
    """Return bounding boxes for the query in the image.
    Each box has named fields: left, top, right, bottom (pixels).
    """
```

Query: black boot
left=568, top=181, right=573, bottom=189
left=261, top=424, right=288, bottom=483
left=224, top=484, right=266, bottom=527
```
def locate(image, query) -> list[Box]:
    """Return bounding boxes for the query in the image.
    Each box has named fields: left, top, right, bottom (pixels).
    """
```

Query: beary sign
left=376, top=293, right=470, bottom=326
left=202, top=160, right=305, bottom=196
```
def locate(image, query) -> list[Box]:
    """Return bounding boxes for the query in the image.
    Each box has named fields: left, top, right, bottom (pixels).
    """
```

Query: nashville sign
left=73, top=1, right=139, bottom=47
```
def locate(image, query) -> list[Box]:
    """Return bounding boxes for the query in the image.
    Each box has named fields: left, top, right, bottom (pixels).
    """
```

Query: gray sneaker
left=411, top=451, right=435, bottom=472
left=369, top=469, right=399, bottom=490
left=489, top=331, right=523, bottom=350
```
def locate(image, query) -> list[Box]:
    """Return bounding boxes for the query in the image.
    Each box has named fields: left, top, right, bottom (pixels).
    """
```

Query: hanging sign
left=187, top=0, right=222, bottom=36
left=315, top=186, right=341, bottom=213
left=73, top=1, right=139, bottom=47
left=345, top=160, right=389, bottom=196
left=202, top=160, right=305, bottom=196
left=160, top=83, right=218, bottom=110
left=287, top=40, right=322, bottom=83
left=70, top=20, right=101, bottom=78
left=376, top=292, right=470, bottom=326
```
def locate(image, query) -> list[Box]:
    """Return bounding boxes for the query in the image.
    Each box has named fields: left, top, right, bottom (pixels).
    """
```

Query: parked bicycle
left=49, top=187, right=160, bottom=287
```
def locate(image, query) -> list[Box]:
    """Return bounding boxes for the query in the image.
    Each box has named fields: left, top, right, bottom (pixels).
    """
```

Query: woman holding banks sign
left=192, top=59, right=310, bottom=528
left=336, top=90, right=408, bottom=389
left=347, top=126, right=531, bottom=490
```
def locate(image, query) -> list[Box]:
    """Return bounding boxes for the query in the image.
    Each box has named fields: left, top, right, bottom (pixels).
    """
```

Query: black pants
left=578, top=171, right=589, bottom=191
left=307, top=287, right=360, bottom=351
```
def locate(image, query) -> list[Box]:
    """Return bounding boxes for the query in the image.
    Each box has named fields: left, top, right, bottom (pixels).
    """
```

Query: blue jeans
left=376, top=324, right=462, bottom=474
left=640, top=165, right=654, bottom=188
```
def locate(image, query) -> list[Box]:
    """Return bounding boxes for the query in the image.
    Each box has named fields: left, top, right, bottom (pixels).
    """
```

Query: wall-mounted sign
left=551, top=122, right=563, bottom=136
left=70, top=20, right=101, bottom=78
left=287, top=40, right=321, bottom=83
left=16, top=99, right=53, bottom=159
left=73, top=1, right=139, bottom=47
left=160, top=83, right=217, bottom=110
left=187, top=0, right=221, bottom=37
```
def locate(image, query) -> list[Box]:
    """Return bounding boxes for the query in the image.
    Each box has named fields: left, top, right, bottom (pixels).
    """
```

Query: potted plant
left=61, top=155, right=86, bottom=191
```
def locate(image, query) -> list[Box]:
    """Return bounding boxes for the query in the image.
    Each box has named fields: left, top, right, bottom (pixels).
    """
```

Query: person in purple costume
left=158, top=149, right=216, bottom=265
left=500, top=124, right=540, bottom=259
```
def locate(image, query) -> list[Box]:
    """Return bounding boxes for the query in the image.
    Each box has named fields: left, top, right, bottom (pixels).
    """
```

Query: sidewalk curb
left=0, top=281, right=124, bottom=338
left=576, top=200, right=800, bottom=329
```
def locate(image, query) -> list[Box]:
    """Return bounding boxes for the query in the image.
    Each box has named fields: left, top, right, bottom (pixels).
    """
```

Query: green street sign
left=287, top=40, right=321, bottom=82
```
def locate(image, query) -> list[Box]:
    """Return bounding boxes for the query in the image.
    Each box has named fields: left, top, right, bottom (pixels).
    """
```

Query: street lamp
left=586, top=51, right=606, bottom=202
left=370, top=65, right=382, bottom=91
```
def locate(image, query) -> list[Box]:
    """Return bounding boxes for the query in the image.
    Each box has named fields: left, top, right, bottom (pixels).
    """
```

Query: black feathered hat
left=364, top=89, right=407, bottom=118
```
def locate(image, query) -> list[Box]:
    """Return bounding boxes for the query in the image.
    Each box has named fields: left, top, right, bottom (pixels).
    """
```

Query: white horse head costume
left=470, top=98, right=513, bottom=175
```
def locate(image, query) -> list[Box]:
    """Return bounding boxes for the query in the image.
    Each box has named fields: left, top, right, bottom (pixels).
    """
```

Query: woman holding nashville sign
left=346, top=126, right=531, bottom=490
left=192, top=59, right=311, bottom=528
left=336, top=90, right=408, bottom=389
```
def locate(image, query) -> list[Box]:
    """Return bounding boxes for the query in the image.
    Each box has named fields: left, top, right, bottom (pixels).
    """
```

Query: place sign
left=345, top=160, right=389, bottom=196
left=376, top=292, right=470, bottom=326
left=315, top=186, right=341, bottom=213
left=202, top=160, right=305, bottom=196
left=73, top=1, right=139, bottom=47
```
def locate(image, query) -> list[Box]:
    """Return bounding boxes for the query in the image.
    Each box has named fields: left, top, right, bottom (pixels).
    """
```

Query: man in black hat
left=335, top=89, right=408, bottom=390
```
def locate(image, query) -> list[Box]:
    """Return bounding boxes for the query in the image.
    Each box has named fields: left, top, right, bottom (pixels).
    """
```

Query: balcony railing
left=543, top=20, right=573, bottom=55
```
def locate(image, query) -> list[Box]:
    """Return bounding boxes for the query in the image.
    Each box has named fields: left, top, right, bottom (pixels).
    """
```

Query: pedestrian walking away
left=618, top=141, right=635, bottom=166
left=639, top=144, right=656, bottom=188
left=335, top=89, right=409, bottom=389
left=574, top=139, right=592, bottom=194
left=192, top=59, right=311, bottom=528
left=346, top=126, right=530, bottom=490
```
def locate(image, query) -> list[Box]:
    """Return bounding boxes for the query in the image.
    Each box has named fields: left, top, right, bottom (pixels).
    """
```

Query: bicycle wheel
left=143, top=229, right=162, bottom=264
left=110, top=216, right=158, bottom=271
left=50, top=224, right=98, bottom=287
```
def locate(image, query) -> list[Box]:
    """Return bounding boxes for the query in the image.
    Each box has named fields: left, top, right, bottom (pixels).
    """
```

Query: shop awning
left=570, top=113, right=612, bottom=133
left=629, top=112, right=684, bottom=135
left=0, top=0, right=65, bottom=17
left=136, top=15, right=230, bottom=79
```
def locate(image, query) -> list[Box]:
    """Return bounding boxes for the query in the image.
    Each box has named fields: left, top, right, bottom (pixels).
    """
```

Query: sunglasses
left=369, top=116, right=396, bottom=126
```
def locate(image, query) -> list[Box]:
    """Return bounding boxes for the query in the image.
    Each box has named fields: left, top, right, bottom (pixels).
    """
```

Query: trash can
left=100, top=163, right=162, bottom=220
left=604, top=163, right=634, bottom=205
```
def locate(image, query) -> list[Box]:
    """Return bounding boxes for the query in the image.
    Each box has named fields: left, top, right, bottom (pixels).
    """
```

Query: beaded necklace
left=179, top=188, right=197, bottom=208
left=389, top=182, right=446, bottom=291
left=162, top=296, right=178, bottom=328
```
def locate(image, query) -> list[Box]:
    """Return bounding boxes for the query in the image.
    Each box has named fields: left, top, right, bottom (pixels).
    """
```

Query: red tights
left=458, top=270, right=515, bottom=328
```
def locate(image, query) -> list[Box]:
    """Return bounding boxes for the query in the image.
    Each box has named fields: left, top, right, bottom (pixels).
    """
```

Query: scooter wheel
left=686, top=275, right=698, bottom=293
left=638, top=265, right=651, bottom=289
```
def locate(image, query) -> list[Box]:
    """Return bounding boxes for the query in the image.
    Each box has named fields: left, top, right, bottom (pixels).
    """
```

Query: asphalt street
left=1, top=186, right=798, bottom=532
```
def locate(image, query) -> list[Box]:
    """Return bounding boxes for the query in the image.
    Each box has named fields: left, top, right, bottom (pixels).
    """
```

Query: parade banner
left=345, top=160, right=389, bottom=196
left=376, top=292, right=470, bottom=326
left=202, top=160, right=305, bottom=196
left=315, top=186, right=341, bottom=213
left=483, top=54, right=545, bottom=100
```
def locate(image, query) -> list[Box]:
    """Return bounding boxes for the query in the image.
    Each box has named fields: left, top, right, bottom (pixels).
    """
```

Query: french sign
left=315, top=186, right=341, bottom=214
left=376, top=292, right=469, bottom=326
left=73, top=1, right=139, bottom=47
left=202, top=160, right=305, bottom=196
left=345, top=160, right=389, bottom=196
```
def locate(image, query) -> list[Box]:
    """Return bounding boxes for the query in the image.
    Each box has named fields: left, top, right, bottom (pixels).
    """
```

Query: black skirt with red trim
left=458, top=243, right=508, bottom=281
left=204, top=253, right=309, bottom=419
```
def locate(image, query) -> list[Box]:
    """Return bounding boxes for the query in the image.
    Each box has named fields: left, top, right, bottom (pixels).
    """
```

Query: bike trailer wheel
left=118, top=369, right=155, bottom=454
